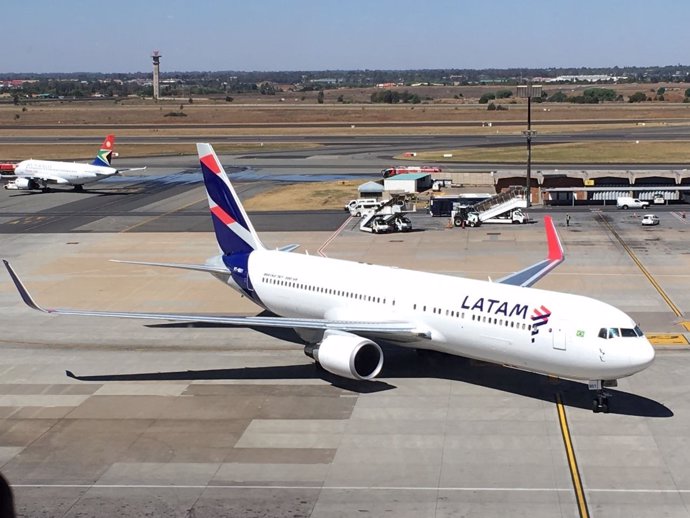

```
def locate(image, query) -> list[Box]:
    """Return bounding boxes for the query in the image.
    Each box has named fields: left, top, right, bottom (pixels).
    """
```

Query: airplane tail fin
left=91, top=134, right=115, bottom=167
left=197, top=143, right=264, bottom=256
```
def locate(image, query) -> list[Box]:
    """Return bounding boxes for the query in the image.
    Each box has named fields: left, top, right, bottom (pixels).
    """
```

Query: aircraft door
left=552, top=321, right=569, bottom=351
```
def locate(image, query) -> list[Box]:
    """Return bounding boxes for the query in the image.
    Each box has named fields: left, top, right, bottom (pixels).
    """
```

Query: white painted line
left=671, top=212, right=690, bottom=223
left=317, top=216, right=353, bottom=257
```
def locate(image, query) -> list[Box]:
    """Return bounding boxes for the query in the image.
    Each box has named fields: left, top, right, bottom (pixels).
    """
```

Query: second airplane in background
left=4, top=134, right=145, bottom=192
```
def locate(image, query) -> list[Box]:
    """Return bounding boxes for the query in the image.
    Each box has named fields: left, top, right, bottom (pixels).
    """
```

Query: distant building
left=546, top=75, right=626, bottom=83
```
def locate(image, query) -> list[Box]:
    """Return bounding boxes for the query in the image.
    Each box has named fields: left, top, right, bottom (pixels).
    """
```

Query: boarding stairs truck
left=359, top=197, right=412, bottom=234
left=452, top=186, right=528, bottom=227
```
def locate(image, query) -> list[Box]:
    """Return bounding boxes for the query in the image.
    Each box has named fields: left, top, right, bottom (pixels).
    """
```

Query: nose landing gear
left=593, top=390, right=610, bottom=413
left=589, top=380, right=616, bottom=413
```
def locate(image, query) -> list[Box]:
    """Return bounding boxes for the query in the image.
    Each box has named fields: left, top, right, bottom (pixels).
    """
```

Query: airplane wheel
left=593, top=393, right=610, bottom=413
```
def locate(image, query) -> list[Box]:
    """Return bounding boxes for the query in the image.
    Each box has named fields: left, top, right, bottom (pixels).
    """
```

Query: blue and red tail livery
left=197, top=143, right=264, bottom=257
left=91, top=134, right=115, bottom=167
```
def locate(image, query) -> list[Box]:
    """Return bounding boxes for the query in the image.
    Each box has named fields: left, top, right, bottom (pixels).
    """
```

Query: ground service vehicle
left=483, top=209, right=528, bottom=224
left=451, top=206, right=481, bottom=227
left=641, top=214, right=659, bottom=226
left=617, top=197, right=649, bottom=210
left=347, top=199, right=383, bottom=217
left=382, top=166, right=441, bottom=179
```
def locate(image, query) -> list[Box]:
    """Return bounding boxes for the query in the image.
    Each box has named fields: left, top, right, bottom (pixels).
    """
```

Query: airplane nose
left=630, top=339, right=655, bottom=370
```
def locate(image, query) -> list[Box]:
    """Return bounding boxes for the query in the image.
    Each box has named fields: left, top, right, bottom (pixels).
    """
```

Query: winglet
left=544, top=215, right=564, bottom=261
left=2, top=260, right=50, bottom=313
left=494, top=215, right=565, bottom=287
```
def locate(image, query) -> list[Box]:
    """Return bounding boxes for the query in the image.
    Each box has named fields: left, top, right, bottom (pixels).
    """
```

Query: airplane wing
left=495, top=215, right=564, bottom=287
left=3, top=260, right=421, bottom=336
left=7, top=174, right=71, bottom=185
left=109, top=259, right=229, bottom=275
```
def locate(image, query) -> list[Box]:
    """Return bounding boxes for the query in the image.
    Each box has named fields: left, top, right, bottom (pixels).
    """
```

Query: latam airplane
left=3, top=143, right=655, bottom=413
left=4, top=134, right=144, bottom=192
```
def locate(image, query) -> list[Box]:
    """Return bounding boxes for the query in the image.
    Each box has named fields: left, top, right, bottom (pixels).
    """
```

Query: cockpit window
left=600, top=327, right=644, bottom=339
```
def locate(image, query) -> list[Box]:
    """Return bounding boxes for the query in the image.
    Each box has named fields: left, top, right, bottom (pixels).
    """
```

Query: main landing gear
left=589, top=380, right=617, bottom=413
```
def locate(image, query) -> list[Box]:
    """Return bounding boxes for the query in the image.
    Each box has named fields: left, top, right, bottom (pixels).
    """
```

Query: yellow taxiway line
left=556, top=394, right=590, bottom=518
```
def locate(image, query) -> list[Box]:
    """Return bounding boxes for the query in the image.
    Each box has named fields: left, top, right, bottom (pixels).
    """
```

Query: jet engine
left=4, top=178, right=40, bottom=190
left=304, top=330, right=383, bottom=381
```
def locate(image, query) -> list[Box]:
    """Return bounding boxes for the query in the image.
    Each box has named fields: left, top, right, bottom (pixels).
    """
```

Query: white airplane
left=3, top=134, right=145, bottom=192
left=3, top=143, right=655, bottom=413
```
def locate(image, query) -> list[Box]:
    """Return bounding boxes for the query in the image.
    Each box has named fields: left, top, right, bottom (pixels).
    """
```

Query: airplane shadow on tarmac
left=65, top=323, right=673, bottom=418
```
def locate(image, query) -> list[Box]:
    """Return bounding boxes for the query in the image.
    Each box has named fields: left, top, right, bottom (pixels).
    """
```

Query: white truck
left=360, top=216, right=391, bottom=234
left=483, top=208, right=528, bottom=224
left=345, top=198, right=383, bottom=216
left=617, top=196, right=649, bottom=210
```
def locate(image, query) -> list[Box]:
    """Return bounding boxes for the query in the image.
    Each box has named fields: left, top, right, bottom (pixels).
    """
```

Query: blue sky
left=3, top=0, right=688, bottom=73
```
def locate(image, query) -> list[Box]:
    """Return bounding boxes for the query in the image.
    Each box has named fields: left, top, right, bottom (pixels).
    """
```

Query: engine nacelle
left=4, top=177, right=39, bottom=190
left=305, top=330, right=383, bottom=381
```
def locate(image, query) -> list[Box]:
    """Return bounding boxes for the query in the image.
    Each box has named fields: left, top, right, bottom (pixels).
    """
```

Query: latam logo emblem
left=531, top=305, right=551, bottom=336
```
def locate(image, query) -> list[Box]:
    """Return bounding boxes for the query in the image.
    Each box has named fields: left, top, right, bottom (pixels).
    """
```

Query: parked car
left=641, top=214, right=659, bottom=226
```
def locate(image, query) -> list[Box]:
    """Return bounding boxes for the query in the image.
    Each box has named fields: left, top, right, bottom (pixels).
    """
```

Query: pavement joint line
left=15, top=484, right=690, bottom=493
left=596, top=213, right=684, bottom=318
left=119, top=195, right=206, bottom=233
left=556, top=393, right=590, bottom=518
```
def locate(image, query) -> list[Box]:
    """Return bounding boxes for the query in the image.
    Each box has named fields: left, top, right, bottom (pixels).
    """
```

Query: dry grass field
left=243, top=180, right=365, bottom=211
left=410, top=140, right=690, bottom=164
left=1, top=82, right=690, bottom=162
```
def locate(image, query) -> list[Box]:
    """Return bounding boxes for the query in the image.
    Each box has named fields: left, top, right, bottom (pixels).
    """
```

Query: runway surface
left=1, top=153, right=690, bottom=517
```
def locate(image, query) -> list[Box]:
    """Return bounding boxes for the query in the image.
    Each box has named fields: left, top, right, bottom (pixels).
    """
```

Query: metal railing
left=471, top=186, right=526, bottom=214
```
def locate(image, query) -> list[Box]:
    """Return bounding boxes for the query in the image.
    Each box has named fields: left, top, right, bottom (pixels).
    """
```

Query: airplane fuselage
left=210, top=249, right=654, bottom=382
left=15, top=159, right=118, bottom=186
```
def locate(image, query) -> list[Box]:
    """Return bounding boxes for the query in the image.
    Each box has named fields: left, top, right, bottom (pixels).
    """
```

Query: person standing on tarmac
left=566, top=214, right=571, bottom=227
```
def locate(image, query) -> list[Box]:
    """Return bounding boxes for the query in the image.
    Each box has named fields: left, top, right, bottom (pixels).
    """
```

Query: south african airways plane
left=4, top=134, right=145, bottom=192
left=3, top=143, right=655, bottom=413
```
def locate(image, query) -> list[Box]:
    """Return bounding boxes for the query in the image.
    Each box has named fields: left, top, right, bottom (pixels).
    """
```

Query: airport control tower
left=151, top=50, right=162, bottom=100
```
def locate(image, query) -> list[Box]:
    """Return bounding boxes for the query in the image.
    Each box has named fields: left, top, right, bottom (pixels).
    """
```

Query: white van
left=617, top=197, right=649, bottom=210
left=346, top=199, right=383, bottom=216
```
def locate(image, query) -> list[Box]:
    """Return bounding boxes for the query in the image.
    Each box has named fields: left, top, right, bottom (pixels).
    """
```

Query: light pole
left=517, top=85, right=542, bottom=207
